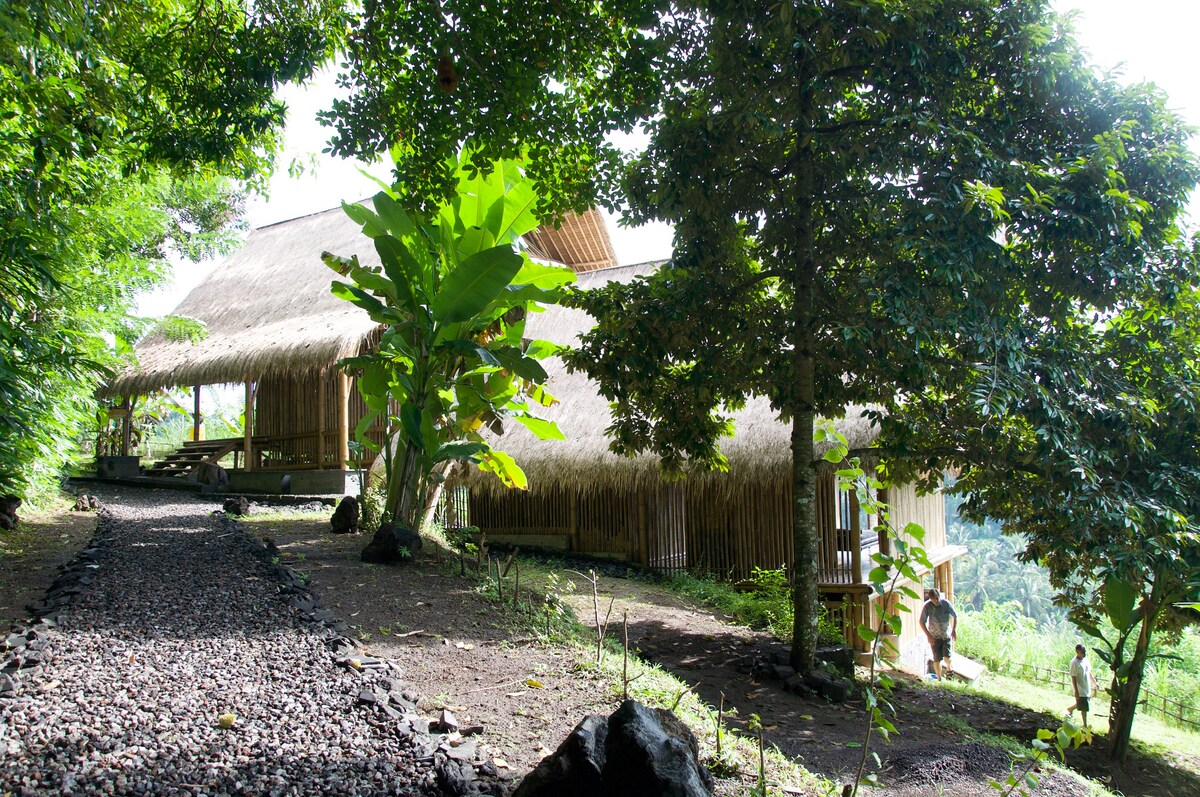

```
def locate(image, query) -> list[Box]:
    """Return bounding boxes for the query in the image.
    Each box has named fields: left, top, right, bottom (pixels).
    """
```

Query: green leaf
left=493, top=348, right=550, bottom=382
left=342, top=201, right=388, bottom=238
left=479, top=448, right=528, bottom=489
left=372, top=192, right=420, bottom=240
left=400, top=403, right=423, bottom=449
left=375, top=234, right=426, bottom=314
left=431, top=247, right=524, bottom=323
left=1104, top=576, right=1138, bottom=632
left=513, top=415, right=565, bottom=440
left=331, top=280, right=387, bottom=317
left=433, top=441, right=488, bottom=463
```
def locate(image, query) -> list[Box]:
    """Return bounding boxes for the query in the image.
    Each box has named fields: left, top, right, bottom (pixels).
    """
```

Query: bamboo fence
left=1017, top=663, right=1199, bottom=730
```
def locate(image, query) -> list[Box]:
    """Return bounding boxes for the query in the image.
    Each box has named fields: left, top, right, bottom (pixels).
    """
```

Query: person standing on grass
left=919, top=588, right=957, bottom=680
left=1067, top=644, right=1100, bottom=728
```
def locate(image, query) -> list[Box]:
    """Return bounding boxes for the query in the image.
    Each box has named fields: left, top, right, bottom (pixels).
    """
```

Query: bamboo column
left=337, top=372, right=350, bottom=470
left=849, top=488, right=862, bottom=583
left=192, top=385, right=202, bottom=441
left=243, top=381, right=256, bottom=471
left=317, top=372, right=327, bottom=468
left=877, top=487, right=891, bottom=558
left=120, top=397, right=133, bottom=456
left=636, top=487, right=649, bottom=568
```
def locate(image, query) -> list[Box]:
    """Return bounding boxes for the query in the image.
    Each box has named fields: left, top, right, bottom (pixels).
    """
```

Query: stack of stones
left=0, top=494, right=20, bottom=531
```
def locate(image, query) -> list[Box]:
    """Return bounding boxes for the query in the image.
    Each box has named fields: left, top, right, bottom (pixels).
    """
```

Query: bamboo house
left=105, top=204, right=963, bottom=657
left=456, top=262, right=966, bottom=657
left=101, top=204, right=618, bottom=494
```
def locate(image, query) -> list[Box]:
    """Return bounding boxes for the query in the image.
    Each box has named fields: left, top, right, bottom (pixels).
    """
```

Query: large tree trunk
left=789, top=155, right=819, bottom=670
left=1107, top=618, right=1151, bottom=762
left=1108, top=579, right=1162, bottom=762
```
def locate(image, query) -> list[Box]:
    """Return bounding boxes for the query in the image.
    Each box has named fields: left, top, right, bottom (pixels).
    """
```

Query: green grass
left=663, top=568, right=842, bottom=645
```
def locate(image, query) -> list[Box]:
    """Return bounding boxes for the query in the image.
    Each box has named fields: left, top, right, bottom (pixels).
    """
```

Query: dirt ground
left=9, top=493, right=1200, bottom=797
left=0, top=502, right=95, bottom=628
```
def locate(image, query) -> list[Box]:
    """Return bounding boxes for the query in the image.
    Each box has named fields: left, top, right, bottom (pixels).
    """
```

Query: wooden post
left=120, top=396, right=133, bottom=456
left=243, top=381, right=256, bottom=472
left=337, top=371, right=350, bottom=470
left=192, top=386, right=202, bottom=441
left=568, top=490, right=579, bottom=552
left=849, top=488, right=862, bottom=583
left=317, top=371, right=328, bottom=469
left=636, top=487, right=649, bottom=568
left=877, top=486, right=891, bottom=558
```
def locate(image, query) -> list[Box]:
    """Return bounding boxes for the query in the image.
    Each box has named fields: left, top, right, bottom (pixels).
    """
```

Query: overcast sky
left=138, top=1, right=1200, bottom=316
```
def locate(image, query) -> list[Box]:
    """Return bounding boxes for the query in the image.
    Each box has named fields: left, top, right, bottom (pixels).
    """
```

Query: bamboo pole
left=243, top=381, right=255, bottom=472
left=193, top=385, right=202, bottom=441
left=317, top=372, right=327, bottom=468
left=849, top=487, right=862, bottom=583
left=120, top=396, right=133, bottom=456
left=337, top=371, right=350, bottom=470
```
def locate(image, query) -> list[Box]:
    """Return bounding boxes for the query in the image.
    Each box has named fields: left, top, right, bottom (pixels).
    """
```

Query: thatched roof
left=106, top=206, right=619, bottom=396
left=462, top=262, right=881, bottom=496
left=523, top=208, right=617, bottom=272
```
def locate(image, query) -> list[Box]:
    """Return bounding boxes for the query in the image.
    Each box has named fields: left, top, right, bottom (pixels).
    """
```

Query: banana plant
left=322, top=157, right=575, bottom=533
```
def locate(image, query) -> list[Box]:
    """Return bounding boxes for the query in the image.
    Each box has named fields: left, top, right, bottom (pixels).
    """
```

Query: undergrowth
left=665, top=567, right=843, bottom=645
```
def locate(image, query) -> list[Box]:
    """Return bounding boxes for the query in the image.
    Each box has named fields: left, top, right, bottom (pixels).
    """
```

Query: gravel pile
left=0, top=488, right=478, bottom=796
left=888, top=741, right=1014, bottom=788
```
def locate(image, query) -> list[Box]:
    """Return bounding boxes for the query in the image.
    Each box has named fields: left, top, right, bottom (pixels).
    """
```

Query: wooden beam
left=243, top=381, right=256, bottom=472
left=337, top=371, right=350, bottom=471
left=193, top=385, right=202, bottom=441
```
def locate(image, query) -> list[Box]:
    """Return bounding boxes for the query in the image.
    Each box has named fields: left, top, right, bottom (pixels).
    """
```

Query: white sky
left=138, top=1, right=1200, bottom=316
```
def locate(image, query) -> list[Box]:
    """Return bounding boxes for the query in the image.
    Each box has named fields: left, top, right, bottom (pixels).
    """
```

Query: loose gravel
left=0, top=489, right=441, bottom=796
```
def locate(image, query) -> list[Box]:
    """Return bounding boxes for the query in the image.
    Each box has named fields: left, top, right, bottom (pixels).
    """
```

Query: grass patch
left=663, top=568, right=842, bottom=645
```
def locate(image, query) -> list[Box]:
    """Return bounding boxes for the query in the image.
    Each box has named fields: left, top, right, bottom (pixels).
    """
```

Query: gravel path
left=0, top=489, right=441, bottom=796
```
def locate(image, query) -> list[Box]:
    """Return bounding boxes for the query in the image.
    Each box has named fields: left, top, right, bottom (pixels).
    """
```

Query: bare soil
left=0, top=502, right=95, bottom=627
left=12, top=492, right=1200, bottom=797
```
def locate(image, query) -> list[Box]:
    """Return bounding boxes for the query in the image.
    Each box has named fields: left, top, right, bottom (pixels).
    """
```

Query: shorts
left=1073, top=696, right=1090, bottom=713
left=931, top=637, right=952, bottom=661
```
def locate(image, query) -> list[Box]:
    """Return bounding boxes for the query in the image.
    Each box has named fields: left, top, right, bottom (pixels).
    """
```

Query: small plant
left=748, top=713, right=769, bottom=797
left=990, top=719, right=1089, bottom=796
left=541, top=571, right=577, bottom=639
left=356, top=629, right=373, bottom=642
left=379, top=625, right=392, bottom=636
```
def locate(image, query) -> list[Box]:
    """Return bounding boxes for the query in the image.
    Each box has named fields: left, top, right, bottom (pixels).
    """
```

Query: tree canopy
left=323, top=0, right=663, bottom=216
left=563, top=0, right=1200, bottom=670
left=0, top=0, right=346, bottom=496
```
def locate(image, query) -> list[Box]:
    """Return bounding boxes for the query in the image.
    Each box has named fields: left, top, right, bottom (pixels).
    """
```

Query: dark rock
left=330, top=496, right=360, bottom=534
left=0, top=672, right=17, bottom=694
left=815, top=645, right=856, bottom=676
left=223, top=496, right=251, bottom=516
left=357, top=689, right=380, bottom=707
left=803, top=668, right=854, bottom=702
left=437, top=757, right=477, bottom=796
left=1, top=494, right=20, bottom=517
left=0, top=512, right=13, bottom=531
left=361, top=522, right=423, bottom=564
left=446, top=739, right=478, bottom=761
left=461, top=723, right=485, bottom=737
left=513, top=714, right=607, bottom=797
left=514, top=700, right=712, bottom=797
left=432, top=708, right=460, bottom=733
left=770, top=664, right=796, bottom=681
left=784, top=675, right=814, bottom=696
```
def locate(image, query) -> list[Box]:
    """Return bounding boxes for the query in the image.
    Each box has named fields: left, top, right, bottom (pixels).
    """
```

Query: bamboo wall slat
left=251, top=371, right=384, bottom=471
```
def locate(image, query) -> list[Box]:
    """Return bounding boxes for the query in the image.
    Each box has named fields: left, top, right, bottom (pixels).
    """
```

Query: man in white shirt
left=1067, top=644, right=1100, bottom=728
